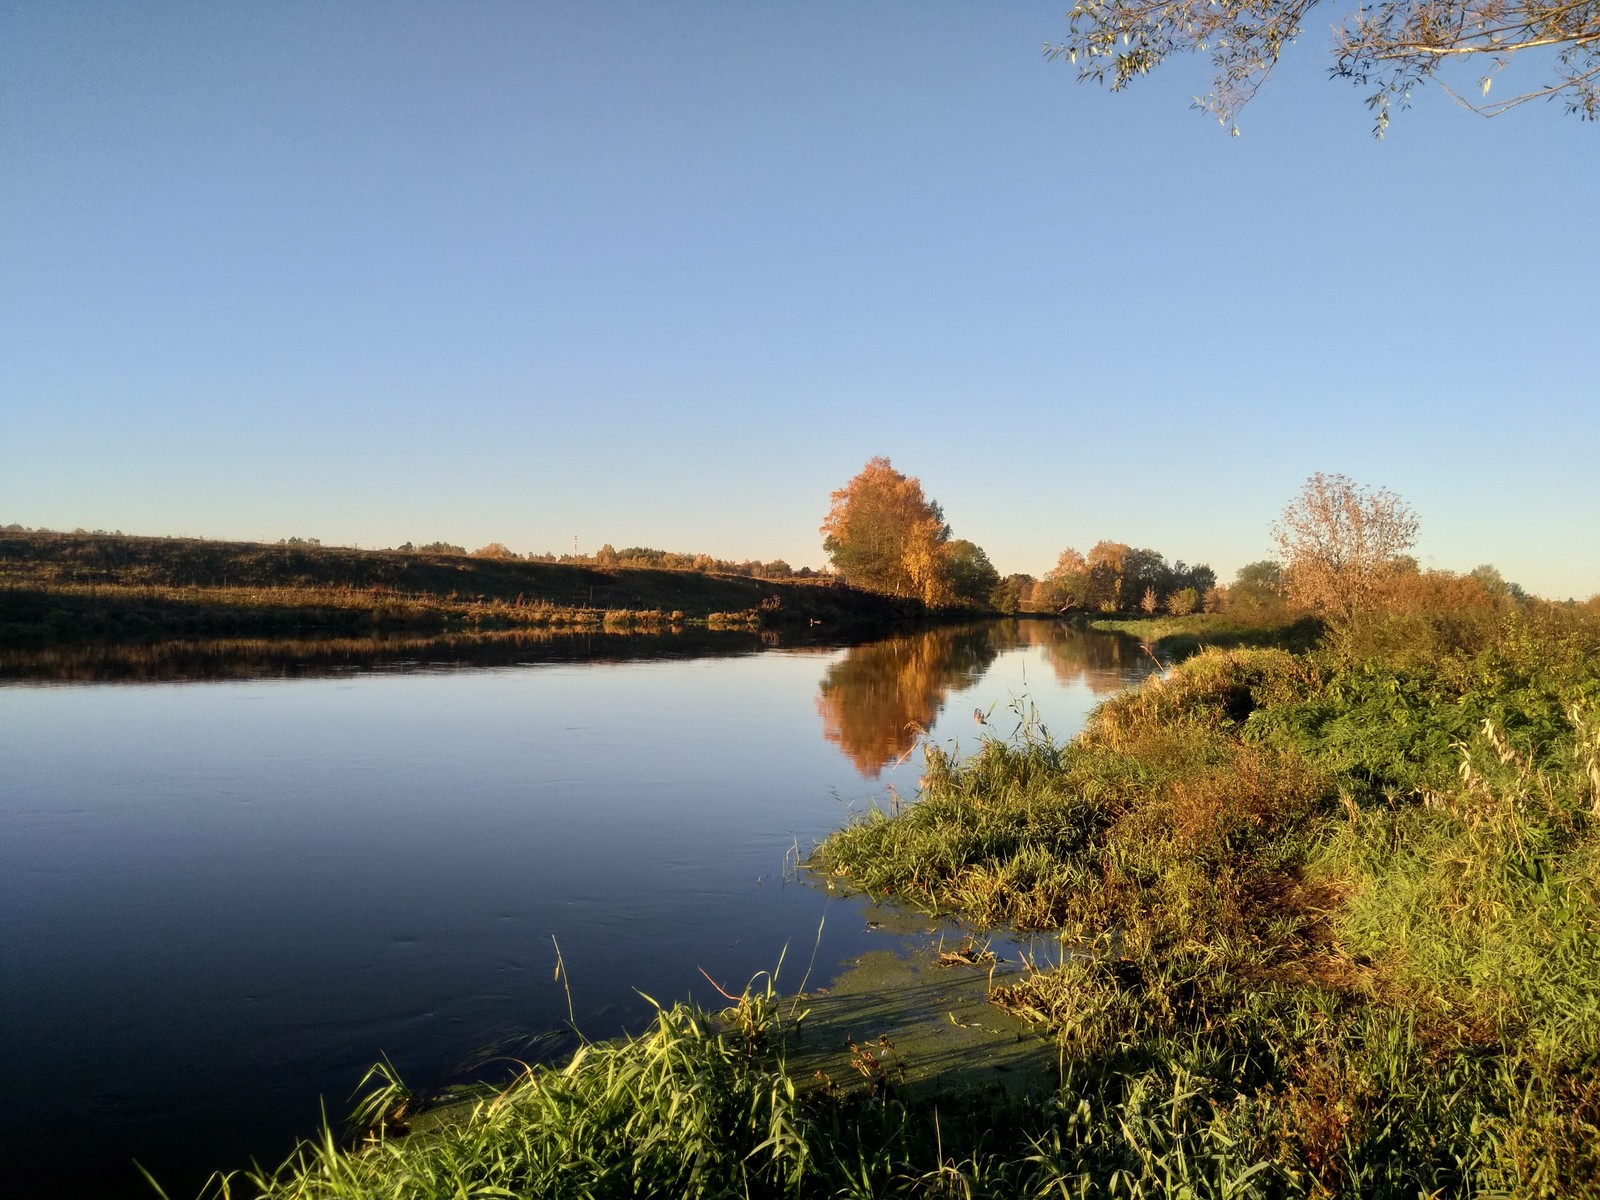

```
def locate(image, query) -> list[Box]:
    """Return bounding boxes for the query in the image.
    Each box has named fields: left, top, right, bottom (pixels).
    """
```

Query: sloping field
left=0, top=531, right=917, bottom=643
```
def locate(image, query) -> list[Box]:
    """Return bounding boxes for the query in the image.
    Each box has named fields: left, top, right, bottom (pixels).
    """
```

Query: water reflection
left=0, top=627, right=791, bottom=684
left=815, top=625, right=1000, bottom=776
left=0, top=617, right=1156, bottom=1199
left=817, top=619, right=1155, bottom=777
left=1013, top=619, right=1148, bottom=694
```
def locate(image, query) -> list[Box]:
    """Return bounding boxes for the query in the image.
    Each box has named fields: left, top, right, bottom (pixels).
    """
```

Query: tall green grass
left=815, top=606, right=1600, bottom=1195
left=169, top=985, right=1295, bottom=1200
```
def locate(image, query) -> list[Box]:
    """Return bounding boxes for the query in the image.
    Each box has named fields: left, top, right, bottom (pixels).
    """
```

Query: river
left=0, top=620, right=1155, bottom=1198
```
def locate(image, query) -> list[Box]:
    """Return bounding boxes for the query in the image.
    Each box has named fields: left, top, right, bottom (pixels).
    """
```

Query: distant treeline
left=4, top=526, right=825, bottom=581
left=992, top=545, right=1553, bottom=625
left=400, top=541, right=821, bottom=581
left=990, top=541, right=1220, bottom=617
left=233, top=535, right=819, bottom=580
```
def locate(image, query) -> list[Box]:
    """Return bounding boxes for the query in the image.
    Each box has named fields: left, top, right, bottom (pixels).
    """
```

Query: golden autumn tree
left=821, top=457, right=954, bottom=604
left=1272, top=472, right=1420, bottom=620
left=1086, top=540, right=1133, bottom=611
left=1045, top=547, right=1092, bottom=610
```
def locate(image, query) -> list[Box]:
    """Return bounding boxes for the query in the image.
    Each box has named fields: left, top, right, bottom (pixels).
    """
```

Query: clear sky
left=3, top=1, right=1597, bottom=598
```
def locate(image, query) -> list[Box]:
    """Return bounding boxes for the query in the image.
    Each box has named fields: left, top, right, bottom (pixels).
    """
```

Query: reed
left=168, top=979, right=1305, bottom=1199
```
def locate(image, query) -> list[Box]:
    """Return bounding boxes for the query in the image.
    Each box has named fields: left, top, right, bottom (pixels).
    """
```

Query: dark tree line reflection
left=0, top=628, right=778, bottom=684
left=816, top=620, right=1157, bottom=777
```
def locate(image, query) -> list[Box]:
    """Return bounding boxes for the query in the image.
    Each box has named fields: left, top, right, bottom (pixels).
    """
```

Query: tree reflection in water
left=1009, top=619, right=1145, bottom=696
left=815, top=625, right=1001, bottom=777
left=816, top=620, right=1160, bottom=778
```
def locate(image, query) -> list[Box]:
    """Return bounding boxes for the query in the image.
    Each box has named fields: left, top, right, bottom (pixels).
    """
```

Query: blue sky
left=3, top=1, right=1596, bottom=597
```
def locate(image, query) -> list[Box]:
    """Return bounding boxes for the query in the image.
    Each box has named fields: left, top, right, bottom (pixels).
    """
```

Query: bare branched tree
left=1271, top=473, right=1420, bottom=619
left=1044, top=0, right=1600, bottom=134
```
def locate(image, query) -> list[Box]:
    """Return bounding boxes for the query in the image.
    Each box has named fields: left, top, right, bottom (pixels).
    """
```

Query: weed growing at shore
left=170, top=978, right=1300, bottom=1200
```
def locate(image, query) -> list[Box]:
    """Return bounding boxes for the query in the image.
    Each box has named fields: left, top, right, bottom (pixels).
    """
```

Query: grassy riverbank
left=177, top=984, right=1233, bottom=1200
left=0, top=530, right=918, bottom=644
left=817, top=603, right=1600, bottom=1195
left=1088, top=612, right=1325, bottom=656
left=171, top=602, right=1600, bottom=1198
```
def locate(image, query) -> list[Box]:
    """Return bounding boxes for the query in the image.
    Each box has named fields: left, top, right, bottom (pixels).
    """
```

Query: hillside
left=0, top=530, right=922, bottom=644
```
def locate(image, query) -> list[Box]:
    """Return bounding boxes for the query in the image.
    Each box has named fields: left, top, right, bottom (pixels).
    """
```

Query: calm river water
left=0, top=620, right=1155, bottom=1197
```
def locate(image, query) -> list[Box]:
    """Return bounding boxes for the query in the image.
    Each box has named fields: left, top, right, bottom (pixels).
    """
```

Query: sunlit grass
left=167, top=982, right=1301, bottom=1200
left=815, top=610, right=1600, bottom=1194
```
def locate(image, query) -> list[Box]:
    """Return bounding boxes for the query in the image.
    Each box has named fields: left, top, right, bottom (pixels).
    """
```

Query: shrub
left=1166, top=587, right=1199, bottom=616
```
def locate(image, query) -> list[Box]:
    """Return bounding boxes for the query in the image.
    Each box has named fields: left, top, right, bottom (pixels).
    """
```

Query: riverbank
left=816, top=601, right=1600, bottom=1194
left=194, top=600, right=1599, bottom=1197
left=0, top=530, right=927, bottom=645
left=1088, top=611, right=1324, bottom=655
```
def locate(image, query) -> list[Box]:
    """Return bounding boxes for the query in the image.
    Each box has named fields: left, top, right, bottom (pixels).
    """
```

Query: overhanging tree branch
left=1045, top=0, right=1600, bottom=132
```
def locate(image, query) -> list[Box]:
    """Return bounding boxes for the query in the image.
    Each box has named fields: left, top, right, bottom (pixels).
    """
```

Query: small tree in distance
left=472, top=542, right=519, bottom=560
left=1166, top=587, right=1199, bottom=616
left=1231, top=560, right=1286, bottom=617
left=1046, top=548, right=1091, bottom=610
left=1272, top=473, right=1420, bottom=621
left=989, top=573, right=1034, bottom=614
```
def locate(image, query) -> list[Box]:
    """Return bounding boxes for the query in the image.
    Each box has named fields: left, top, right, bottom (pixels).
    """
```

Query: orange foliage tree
left=821, top=457, right=954, bottom=604
left=471, top=542, right=520, bottom=560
